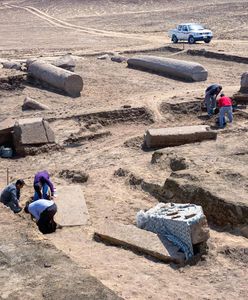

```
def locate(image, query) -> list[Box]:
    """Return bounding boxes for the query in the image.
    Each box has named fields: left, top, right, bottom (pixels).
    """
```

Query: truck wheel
left=188, top=36, right=195, bottom=44
left=204, top=38, right=211, bottom=43
left=172, top=35, right=178, bottom=44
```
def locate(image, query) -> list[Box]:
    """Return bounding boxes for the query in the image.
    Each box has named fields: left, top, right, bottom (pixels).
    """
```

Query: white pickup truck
left=168, top=23, right=213, bottom=44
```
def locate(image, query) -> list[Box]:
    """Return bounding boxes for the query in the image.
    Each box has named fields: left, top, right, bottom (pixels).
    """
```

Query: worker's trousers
left=219, top=106, right=233, bottom=128
left=33, top=183, right=49, bottom=201
left=205, top=94, right=216, bottom=116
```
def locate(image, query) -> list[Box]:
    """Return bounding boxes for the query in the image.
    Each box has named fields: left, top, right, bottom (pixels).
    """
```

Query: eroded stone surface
left=145, top=125, right=217, bottom=148
left=55, top=185, right=89, bottom=226
left=94, top=220, right=185, bottom=264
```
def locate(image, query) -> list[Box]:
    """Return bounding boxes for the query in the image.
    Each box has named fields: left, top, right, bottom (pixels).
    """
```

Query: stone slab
left=55, top=185, right=89, bottom=226
left=94, top=221, right=185, bottom=264
left=13, top=117, right=55, bottom=146
left=145, top=125, right=217, bottom=148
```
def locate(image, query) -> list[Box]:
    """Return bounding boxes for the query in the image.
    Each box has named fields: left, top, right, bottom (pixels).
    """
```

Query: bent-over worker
left=24, top=199, right=58, bottom=234
left=33, top=170, right=55, bottom=201
left=204, top=84, right=222, bottom=117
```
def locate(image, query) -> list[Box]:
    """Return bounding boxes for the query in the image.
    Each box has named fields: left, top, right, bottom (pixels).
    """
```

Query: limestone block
left=145, top=125, right=217, bottom=148
left=13, top=118, right=55, bottom=155
left=94, top=221, right=185, bottom=264
left=55, top=185, right=89, bottom=226
left=127, top=55, right=208, bottom=82
left=2, top=61, right=22, bottom=71
left=52, top=54, right=76, bottom=71
left=28, top=60, right=83, bottom=97
left=22, top=96, right=50, bottom=111
left=14, top=118, right=48, bottom=145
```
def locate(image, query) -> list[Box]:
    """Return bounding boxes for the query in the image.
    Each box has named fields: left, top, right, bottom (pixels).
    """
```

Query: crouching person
left=24, top=199, right=57, bottom=234
left=0, top=179, right=25, bottom=213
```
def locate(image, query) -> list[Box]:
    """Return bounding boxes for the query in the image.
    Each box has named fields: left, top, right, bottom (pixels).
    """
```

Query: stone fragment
left=97, top=54, right=110, bottom=60
left=240, top=72, right=248, bottom=93
left=52, top=54, right=76, bottom=71
left=144, top=125, right=217, bottom=148
left=22, top=96, right=50, bottom=111
left=94, top=221, right=185, bottom=264
left=28, top=60, right=83, bottom=97
left=127, top=55, right=208, bottom=82
left=2, top=61, right=22, bottom=71
left=55, top=185, right=89, bottom=226
left=111, top=56, right=127, bottom=63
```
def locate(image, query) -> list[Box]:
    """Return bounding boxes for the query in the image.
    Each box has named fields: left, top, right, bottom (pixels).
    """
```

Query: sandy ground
left=0, top=1, right=248, bottom=299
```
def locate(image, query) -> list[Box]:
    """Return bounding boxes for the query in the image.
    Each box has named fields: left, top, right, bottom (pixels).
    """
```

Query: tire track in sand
left=5, top=4, right=164, bottom=44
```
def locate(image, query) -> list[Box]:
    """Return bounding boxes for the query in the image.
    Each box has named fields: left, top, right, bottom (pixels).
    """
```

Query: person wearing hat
left=24, top=199, right=58, bottom=234
left=0, top=179, right=25, bottom=213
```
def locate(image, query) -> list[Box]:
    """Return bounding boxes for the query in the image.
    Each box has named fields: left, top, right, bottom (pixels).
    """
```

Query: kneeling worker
left=24, top=199, right=58, bottom=234
left=0, top=179, right=25, bottom=213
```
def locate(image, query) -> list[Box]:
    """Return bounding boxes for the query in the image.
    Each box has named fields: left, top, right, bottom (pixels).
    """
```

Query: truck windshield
left=189, top=24, right=204, bottom=30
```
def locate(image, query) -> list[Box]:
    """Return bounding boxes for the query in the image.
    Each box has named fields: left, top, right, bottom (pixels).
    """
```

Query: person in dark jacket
left=204, top=84, right=222, bottom=117
left=33, top=171, right=55, bottom=201
left=24, top=199, right=58, bottom=234
left=0, top=179, right=25, bottom=213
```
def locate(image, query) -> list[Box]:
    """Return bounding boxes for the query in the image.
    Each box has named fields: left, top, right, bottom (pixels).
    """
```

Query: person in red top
left=218, top=93, right=233, bottom=128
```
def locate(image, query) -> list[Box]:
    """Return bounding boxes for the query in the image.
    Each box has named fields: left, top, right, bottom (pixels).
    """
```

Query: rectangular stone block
left=94, top=221, right=185, bottom=264
left=13, top=117, right=55, bottom=145
left=54, top=185, right=89, bottom=227
left=15, top=118, right=48, bottom=145
left=145, top=125, right=217, bottom=148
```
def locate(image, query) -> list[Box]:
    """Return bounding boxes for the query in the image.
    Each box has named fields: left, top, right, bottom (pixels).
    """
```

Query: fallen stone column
left=127, top=55, right=208, bottom=82
left=28, top=60, right=83, bottom=97
left=144, top=125, right=217, bottom=148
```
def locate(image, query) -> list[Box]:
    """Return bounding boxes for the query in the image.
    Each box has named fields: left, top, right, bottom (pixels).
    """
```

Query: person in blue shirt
left=0, top=179, right=25, bottom=213
left=24, top=199, right=58, bottom=234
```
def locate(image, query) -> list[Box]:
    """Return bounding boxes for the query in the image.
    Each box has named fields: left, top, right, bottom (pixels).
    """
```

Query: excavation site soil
left=1, top=1, right=248, bottom=299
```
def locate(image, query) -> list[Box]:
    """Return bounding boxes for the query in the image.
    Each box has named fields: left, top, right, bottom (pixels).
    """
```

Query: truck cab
left=169, top=23, right=213, bottom=44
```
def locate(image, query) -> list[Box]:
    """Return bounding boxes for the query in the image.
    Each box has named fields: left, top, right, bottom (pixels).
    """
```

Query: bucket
left=0, top=147, right=13, bottom=158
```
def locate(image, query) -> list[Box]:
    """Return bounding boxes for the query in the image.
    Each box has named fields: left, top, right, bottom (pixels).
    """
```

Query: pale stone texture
left=240, top=71, right=248, bottom=93
left=145, top=125, right=217, bottom=148
left=13, top=118, right=55, bottom=155
left=22, top=96, right=50, bottom=111
left=28, top=60, right=83, bottom=97
left=127, top=55, right=208, bottom=82
left=94, top=221, right=185, bottom=264
left=55, top=185, right=89, bottom=226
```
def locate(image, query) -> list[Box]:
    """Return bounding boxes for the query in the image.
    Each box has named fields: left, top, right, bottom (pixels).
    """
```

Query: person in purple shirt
left=33, top=171, right=55, bottom=201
